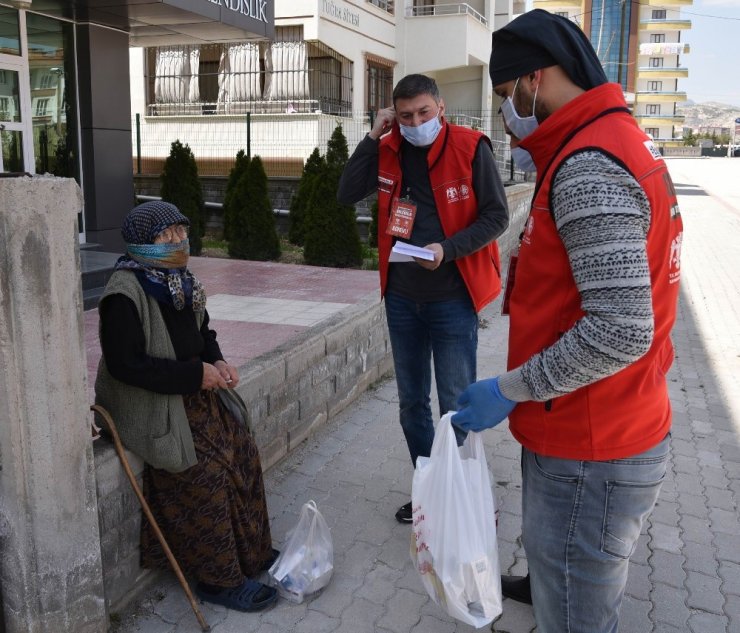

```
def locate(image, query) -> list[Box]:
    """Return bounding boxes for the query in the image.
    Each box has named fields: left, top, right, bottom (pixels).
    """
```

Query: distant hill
left=676, top=101, right=740, bottom=130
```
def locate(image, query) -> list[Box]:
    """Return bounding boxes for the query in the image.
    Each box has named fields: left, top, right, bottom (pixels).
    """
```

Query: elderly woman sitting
left=95, top=201, right=278, bottom=612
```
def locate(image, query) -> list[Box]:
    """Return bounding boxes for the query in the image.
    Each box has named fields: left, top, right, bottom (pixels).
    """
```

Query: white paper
left=390, top=242, right=435, bottom=262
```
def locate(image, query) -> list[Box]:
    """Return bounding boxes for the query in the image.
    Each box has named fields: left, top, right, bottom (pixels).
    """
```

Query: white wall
left=129, top=48, right=146, bottom=115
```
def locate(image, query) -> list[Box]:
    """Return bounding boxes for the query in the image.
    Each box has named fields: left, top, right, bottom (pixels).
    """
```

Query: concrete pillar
left=0, top=177, right=107, bottom=633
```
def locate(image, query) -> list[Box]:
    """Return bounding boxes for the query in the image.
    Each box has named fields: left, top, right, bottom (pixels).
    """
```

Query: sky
left=679, top=0, right=740, bottom=107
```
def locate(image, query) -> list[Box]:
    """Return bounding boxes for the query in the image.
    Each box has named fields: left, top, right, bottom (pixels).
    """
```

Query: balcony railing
left=406, top=3, right=487, bottom=26
left=639, top=42, right=690, bottom=55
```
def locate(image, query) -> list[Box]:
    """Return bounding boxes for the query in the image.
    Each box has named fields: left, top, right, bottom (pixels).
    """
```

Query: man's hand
left=451, top=377, right=516, bottom=432
left=414, top=243, right=444, bottom=270
left=214, top=359, right=240, bottom=387
left=201, top=362, right=229, bottom=390
left=369, top=107, right=395, bottom=140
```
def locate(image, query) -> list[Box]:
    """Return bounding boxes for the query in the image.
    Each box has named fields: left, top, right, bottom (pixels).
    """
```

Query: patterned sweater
left=499, top=150, right=654, bottom=403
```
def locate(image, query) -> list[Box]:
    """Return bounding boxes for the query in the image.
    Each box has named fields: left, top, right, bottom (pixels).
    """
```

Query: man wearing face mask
left=451, top=10, right=683, bottom=632
left=338, top=74, right=509, bottom=524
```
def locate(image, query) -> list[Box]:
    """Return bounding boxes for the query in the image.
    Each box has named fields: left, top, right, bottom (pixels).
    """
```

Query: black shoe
left=501, top=574, right=532, bottom=605
left=395, top=501, right=413, bottom=523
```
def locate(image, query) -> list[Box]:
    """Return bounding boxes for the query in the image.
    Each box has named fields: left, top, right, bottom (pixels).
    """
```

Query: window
left=645, top=127, right=660, bottom=138
left=650, top=34, right=666, bottom=43
left=34, top=98, right=50, bottom=116
left=652, top=9, right=666, bottom=19
left=646, top=104, right=661, bottom=115
left=647, top=80, right=663, bottom=91
left=366, top=59, right=393, bottom=112
left=0, top=70, right=7, bottom=84
left=368, top=0, right=394, bottom=13
left=144, top=32, right=353, bottom=116
left=649, top=57, right=664, bottom=68
left=589, top=0, right=632, bottom=90
left=37, top=72, right=56, bottom=89
left=26, top=13, right=80, bottom=181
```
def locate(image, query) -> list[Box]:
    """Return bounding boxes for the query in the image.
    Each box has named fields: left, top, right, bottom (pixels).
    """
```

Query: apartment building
left=128, top=0, right=526, bottom=175
left=533, top=0, right=692, bottom=146
left=0, top=0, right=274, bottom=251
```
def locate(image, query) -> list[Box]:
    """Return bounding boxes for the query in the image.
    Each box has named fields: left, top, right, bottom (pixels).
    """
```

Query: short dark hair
left=392, top=74, right=440, bottom=105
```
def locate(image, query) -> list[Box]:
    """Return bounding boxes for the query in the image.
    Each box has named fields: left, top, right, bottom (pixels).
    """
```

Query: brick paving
left=111, top=158, right=739, bottom=633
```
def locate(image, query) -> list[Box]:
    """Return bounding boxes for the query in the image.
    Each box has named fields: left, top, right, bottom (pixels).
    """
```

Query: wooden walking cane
left=90, top=404, right=211, bottom=633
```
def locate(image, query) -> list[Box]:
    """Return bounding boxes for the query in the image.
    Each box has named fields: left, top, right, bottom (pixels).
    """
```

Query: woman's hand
left=214, top=359, right=240, bottom=388
left=201, top=362, right=229, bottom=390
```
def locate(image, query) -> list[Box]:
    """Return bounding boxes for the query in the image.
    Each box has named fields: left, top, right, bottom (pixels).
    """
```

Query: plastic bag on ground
left=411, top=412, right=502, bottom=628
left=268, top=499, right=333, bottom=603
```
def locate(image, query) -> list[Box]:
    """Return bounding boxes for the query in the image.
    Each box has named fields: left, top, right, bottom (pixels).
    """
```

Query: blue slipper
left=196, top=578, right=277, bottom=612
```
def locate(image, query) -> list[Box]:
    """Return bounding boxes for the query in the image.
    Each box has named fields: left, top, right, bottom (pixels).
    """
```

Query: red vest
left=508, top=83, right=683, bottom=460
left=376, top=121, right=502, bottom=312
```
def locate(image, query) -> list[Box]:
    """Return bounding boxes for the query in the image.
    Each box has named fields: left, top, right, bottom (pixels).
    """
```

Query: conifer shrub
left=288, top=147, right=323, bottom=245
left=228, top=155, right=281, bottom=261
left=367, top=200, right=379, bottom=247
left=303, top=125, right=362, bottom=267
left=222, top=149, right=250, bottom=241
left=160, top=140, right=204, bottom=255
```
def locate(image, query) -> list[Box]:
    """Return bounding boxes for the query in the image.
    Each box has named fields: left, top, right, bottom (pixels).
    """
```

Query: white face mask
left=399, top=109, right=443, bottom=147
left=500, top=77, right=539, bottom=141
left=511, top=147, right=537, bottom=173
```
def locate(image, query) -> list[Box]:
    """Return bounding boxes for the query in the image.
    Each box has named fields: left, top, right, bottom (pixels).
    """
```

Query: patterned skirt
left=140, top=389, right=272, bottom=587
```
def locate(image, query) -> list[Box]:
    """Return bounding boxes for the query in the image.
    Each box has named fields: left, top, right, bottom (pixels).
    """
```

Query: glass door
left=0, top=8, right=34, bottom=173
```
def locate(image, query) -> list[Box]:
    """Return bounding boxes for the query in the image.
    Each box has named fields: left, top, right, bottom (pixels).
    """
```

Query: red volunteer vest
left=376, top=121, right=502, bottom=312
left=508, top=83, right=683, bottom=460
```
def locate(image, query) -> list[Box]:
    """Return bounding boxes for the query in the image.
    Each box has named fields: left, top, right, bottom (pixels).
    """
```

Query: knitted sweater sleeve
left=498, top=150, right=655, bottom=402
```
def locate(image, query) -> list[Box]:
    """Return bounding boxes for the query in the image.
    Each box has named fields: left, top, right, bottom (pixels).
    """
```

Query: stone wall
left=93, top=182, right=534, bottom=612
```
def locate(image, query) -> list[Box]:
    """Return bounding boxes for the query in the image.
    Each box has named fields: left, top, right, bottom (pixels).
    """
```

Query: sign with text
left=206, top=0, right=270, bottom=23
left=321, top=0, right=360, bottom=29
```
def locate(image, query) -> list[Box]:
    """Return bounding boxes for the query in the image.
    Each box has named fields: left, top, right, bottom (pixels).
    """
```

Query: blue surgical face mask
left=511, top=147, right=537, bottom=173
left=399, top=109, right=443, bottom=147
left=500, top=77, right=539, bottom=141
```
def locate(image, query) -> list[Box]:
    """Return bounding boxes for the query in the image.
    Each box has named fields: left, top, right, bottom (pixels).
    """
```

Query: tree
left=303, top=125, right=362, bottom=268
left=222, top=150, right=250, bottom=241
left=288, top=147, right=323, bottom=245
left=326, top=123, right=349, bottom=171
left=682, top=129, right=697, bottom=147
left=228, top=155, right=281, bottom=261
left=161, top=140, right=204, bottom=255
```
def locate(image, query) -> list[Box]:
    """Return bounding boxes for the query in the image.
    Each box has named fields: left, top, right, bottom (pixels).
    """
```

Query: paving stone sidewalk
left=113, top=160, right=740, bottom=633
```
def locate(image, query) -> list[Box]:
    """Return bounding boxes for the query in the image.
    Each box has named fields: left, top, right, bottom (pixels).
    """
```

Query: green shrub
left=228, top=155, right=281, bottom=261
left=367, top=200, right=378, bottom=247
left=223, top=149, right=250, bottom=241
left=288, top=147, right=323, bottom=245
left=303, top=126, right=362, bottom=267
left=160, top=140, right=204, bottom=255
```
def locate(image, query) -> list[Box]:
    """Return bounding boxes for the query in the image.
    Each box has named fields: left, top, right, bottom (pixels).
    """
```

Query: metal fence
left=131, top=110, right=527, bottom=182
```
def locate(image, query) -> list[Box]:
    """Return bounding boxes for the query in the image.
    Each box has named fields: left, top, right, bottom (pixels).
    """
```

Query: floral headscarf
left=114, top=201, right=206, bottom=311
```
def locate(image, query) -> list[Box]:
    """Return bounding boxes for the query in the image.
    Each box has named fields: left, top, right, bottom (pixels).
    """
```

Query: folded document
left=390, top=242, right=435, bottom=262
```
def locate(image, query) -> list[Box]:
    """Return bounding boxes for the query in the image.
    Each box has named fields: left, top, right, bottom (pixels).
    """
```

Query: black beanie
left=490, top=9, right=608, bottom=91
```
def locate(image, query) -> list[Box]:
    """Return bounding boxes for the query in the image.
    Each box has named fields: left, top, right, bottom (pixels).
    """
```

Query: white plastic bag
left=411, top=412, right=502, bottom=628
left=268, top=500, right=333, bottom=603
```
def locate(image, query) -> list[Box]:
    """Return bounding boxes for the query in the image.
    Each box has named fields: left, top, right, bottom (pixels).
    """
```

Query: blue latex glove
left=451, top=377, right=517, bottom=432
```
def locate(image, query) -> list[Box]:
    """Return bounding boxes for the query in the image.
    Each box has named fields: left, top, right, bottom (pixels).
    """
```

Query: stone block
left=286, top=336, right=327, bottom=379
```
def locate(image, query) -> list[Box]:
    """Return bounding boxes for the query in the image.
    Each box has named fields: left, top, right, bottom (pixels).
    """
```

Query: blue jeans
left=521, top=434, right=671, bottom=633
left=384, top=292, right=478, bottom=466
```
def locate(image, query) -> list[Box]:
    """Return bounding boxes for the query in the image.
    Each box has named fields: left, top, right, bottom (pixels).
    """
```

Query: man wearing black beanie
left=452, top=9, right=684, bottom=633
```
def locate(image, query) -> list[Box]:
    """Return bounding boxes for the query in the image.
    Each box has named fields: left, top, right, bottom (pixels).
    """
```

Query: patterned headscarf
left=115, top=201, right=206, bottom=311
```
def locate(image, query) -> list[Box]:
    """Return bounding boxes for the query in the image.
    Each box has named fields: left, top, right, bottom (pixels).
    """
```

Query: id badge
left=386, top=197, right=417, bottom=239
left=501, top=249, right=518, bottom=316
